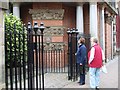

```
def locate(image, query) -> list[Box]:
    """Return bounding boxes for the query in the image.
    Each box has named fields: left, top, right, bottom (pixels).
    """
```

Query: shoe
left=77, top=81, right=80, bottom=83
left=79, top=82, right=85, bottom=85
left=96, top=86, right=99, bottom=90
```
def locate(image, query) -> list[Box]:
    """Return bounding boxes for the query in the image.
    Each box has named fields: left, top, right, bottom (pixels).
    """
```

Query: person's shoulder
left=81, top=44, right=86, bottom=49
left=82, top=44, right=86, bottom=47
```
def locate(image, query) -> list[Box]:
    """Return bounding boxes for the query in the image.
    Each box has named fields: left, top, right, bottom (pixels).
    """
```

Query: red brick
left=52, top=36, right=63, bottom=42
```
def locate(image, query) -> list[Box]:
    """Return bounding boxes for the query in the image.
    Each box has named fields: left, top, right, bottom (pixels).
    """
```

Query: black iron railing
left=5, top=22, right=90, bottom=89
left=5, top=22, right=68, bottom=89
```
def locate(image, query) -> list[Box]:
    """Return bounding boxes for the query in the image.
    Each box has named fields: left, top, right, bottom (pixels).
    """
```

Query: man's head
left=90, top=37, right=98, bottom=46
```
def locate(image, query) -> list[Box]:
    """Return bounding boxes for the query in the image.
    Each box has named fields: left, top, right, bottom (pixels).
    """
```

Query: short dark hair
left=79, top=37, right=85, bottom=44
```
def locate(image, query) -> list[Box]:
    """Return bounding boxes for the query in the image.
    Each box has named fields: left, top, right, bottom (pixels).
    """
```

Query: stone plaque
left=29, top=9, right=64, bottom=20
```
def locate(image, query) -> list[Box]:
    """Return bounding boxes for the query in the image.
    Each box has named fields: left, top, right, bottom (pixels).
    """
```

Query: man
left=76, top=37, right=87, bottom=85
left=88, top=37, right=105, bottom=89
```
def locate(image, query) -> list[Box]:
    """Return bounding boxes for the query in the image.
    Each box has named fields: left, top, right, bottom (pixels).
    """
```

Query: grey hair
left=91, top=37, right=98, bottom=43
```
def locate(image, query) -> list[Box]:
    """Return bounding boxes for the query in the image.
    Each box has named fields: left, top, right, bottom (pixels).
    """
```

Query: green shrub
left=5, top=13, right=27, bottom=67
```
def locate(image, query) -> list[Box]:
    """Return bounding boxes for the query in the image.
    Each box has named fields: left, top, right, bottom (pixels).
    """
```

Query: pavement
left=8, top=55, right=119, bottom=89
left=44, top=55, right=119, bottom=88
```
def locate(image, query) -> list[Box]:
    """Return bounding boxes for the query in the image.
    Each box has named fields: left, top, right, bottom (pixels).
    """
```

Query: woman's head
left=78, top=37, right=85, bottom=44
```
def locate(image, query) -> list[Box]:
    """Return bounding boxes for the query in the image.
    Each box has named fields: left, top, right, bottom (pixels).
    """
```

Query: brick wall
left=105, top=23, right=112, bottom=61
left=20, top=3, right=76, bottom=67
left=20, top=2, right=76, bottom=48
left=116, top=15, right=120, bottom=50
left=20, top=2, right=114, bottom=63
left=62, top=4, right=76, bottom=50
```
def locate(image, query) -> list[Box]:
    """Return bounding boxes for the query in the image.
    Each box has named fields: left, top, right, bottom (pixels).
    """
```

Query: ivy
left=5, top=13, right=27, bottom=67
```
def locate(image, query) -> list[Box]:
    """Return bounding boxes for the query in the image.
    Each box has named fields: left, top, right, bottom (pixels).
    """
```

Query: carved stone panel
left=43, top=26, right=65, bottom=36
left=43, top=43, right=65, bottom=50
left=105, top=14, right=113, bottom=25
left=29, top=9, right=64, bottom=20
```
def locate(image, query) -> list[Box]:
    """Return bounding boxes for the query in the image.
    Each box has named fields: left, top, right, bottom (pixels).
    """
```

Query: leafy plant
left=5, top=13, right=27, bottom=67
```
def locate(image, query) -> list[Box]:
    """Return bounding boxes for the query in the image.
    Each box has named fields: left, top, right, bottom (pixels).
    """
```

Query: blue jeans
left=89, top=67, right=100, bottom=88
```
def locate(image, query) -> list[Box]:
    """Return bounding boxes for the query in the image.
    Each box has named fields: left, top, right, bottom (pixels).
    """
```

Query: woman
left=76, top=37, right=87, bottom=85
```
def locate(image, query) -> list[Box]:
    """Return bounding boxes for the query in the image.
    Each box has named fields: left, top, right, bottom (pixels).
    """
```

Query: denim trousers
left=77, top=64, right=86, bottom=83
left=89, top=67, right=100, bottom=88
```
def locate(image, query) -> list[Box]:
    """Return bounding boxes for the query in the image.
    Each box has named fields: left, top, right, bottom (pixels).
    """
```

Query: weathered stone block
left=29, top=9, right=64, bottom=20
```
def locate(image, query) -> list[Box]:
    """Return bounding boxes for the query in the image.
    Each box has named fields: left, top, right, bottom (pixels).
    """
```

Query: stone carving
left=31, top=26, right=65, bottom=36
left=33, top=26, right=66, bottom=50
left=43, top=43, right=65, bottom=50
left=105, top=14, right=113, bottom=25
left=43, top=26, right=65, bottom=36
left=42, top=26, right=66, bottom=50
left=29, top=9, right=64, bottom=20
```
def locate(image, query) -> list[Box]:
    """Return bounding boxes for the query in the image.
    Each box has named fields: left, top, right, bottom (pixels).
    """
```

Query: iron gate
left=67, top=28, right=91, bottom=81
left=5, top=22, right=45, bottom=89
left=5, top=22, right=68, bottom=89
left=5, top=21, right=90, bottom=89
left=67, top=28, right=78, bottom=81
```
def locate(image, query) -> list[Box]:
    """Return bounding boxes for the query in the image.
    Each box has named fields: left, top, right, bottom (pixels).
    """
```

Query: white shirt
left=89, top=44, right=105, bottom=64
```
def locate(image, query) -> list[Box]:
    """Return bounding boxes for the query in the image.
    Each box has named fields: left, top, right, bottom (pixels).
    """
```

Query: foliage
left=5, top=13, right=27, bottom=67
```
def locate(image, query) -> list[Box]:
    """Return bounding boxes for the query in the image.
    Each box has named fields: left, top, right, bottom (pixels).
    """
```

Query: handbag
left=101, top=65, right=108, bottom=74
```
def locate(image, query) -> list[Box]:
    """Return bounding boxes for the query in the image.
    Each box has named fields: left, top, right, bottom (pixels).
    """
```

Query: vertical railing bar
left=59, top=49, right=60, bottom=73
left=14, top=23, right=18, bottom=89
left=73, top=37, right=76, bottom=80
left=64, top=50, right=65, bottom=72
left=55, top=49, right=57, bottom=72
left=38, top=35, right=41, bottom=89
left=45, top=50, right=47, bottom=73
left=18, top=25, right=22, bottom=89
left=5, top=24, right=8, bottom=90
left=70, top=34, right=73, bottom=81
left=67, top=32, right=71, bottom=80
left=73, top=35, right=75, bottom=81
left=75, top=33, right=78, bottom=81
left=27, top=30, right=29, bottom=89
left=9, top=30, right=13, bottom=90
left=23, top=25, right=26, bottom=89
left=32, top=35, right=35, bottom=89
left=30, top=33, right=33, bottom=89
left=48, top=50, right=50, bottom=72
left=54, top=50, right=55, bottom=72
left=35, top=34, right=38, bottom=89
left=51, top=50, right=52, bottom=72
left=60, top=50, right=64, bottom=73
left=56, top=50, right=57, bottom=73
left=40, top=25, right=45, bottom=90
left=27, top=24, right=31, bottom=89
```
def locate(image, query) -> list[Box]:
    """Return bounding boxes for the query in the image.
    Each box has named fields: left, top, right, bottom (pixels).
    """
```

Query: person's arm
left=76, top=47, right=80, bottom=56
left=89, top=47, right=95, bottom=64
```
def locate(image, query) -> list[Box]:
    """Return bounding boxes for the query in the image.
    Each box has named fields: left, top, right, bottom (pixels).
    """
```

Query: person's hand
left=75, top=53, right=77, bottom=55
left=80, top=63, right=82, bottom=65
left=88, top=61, right=91, bottom=64
left=88, top=61, right=90, bottom=64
